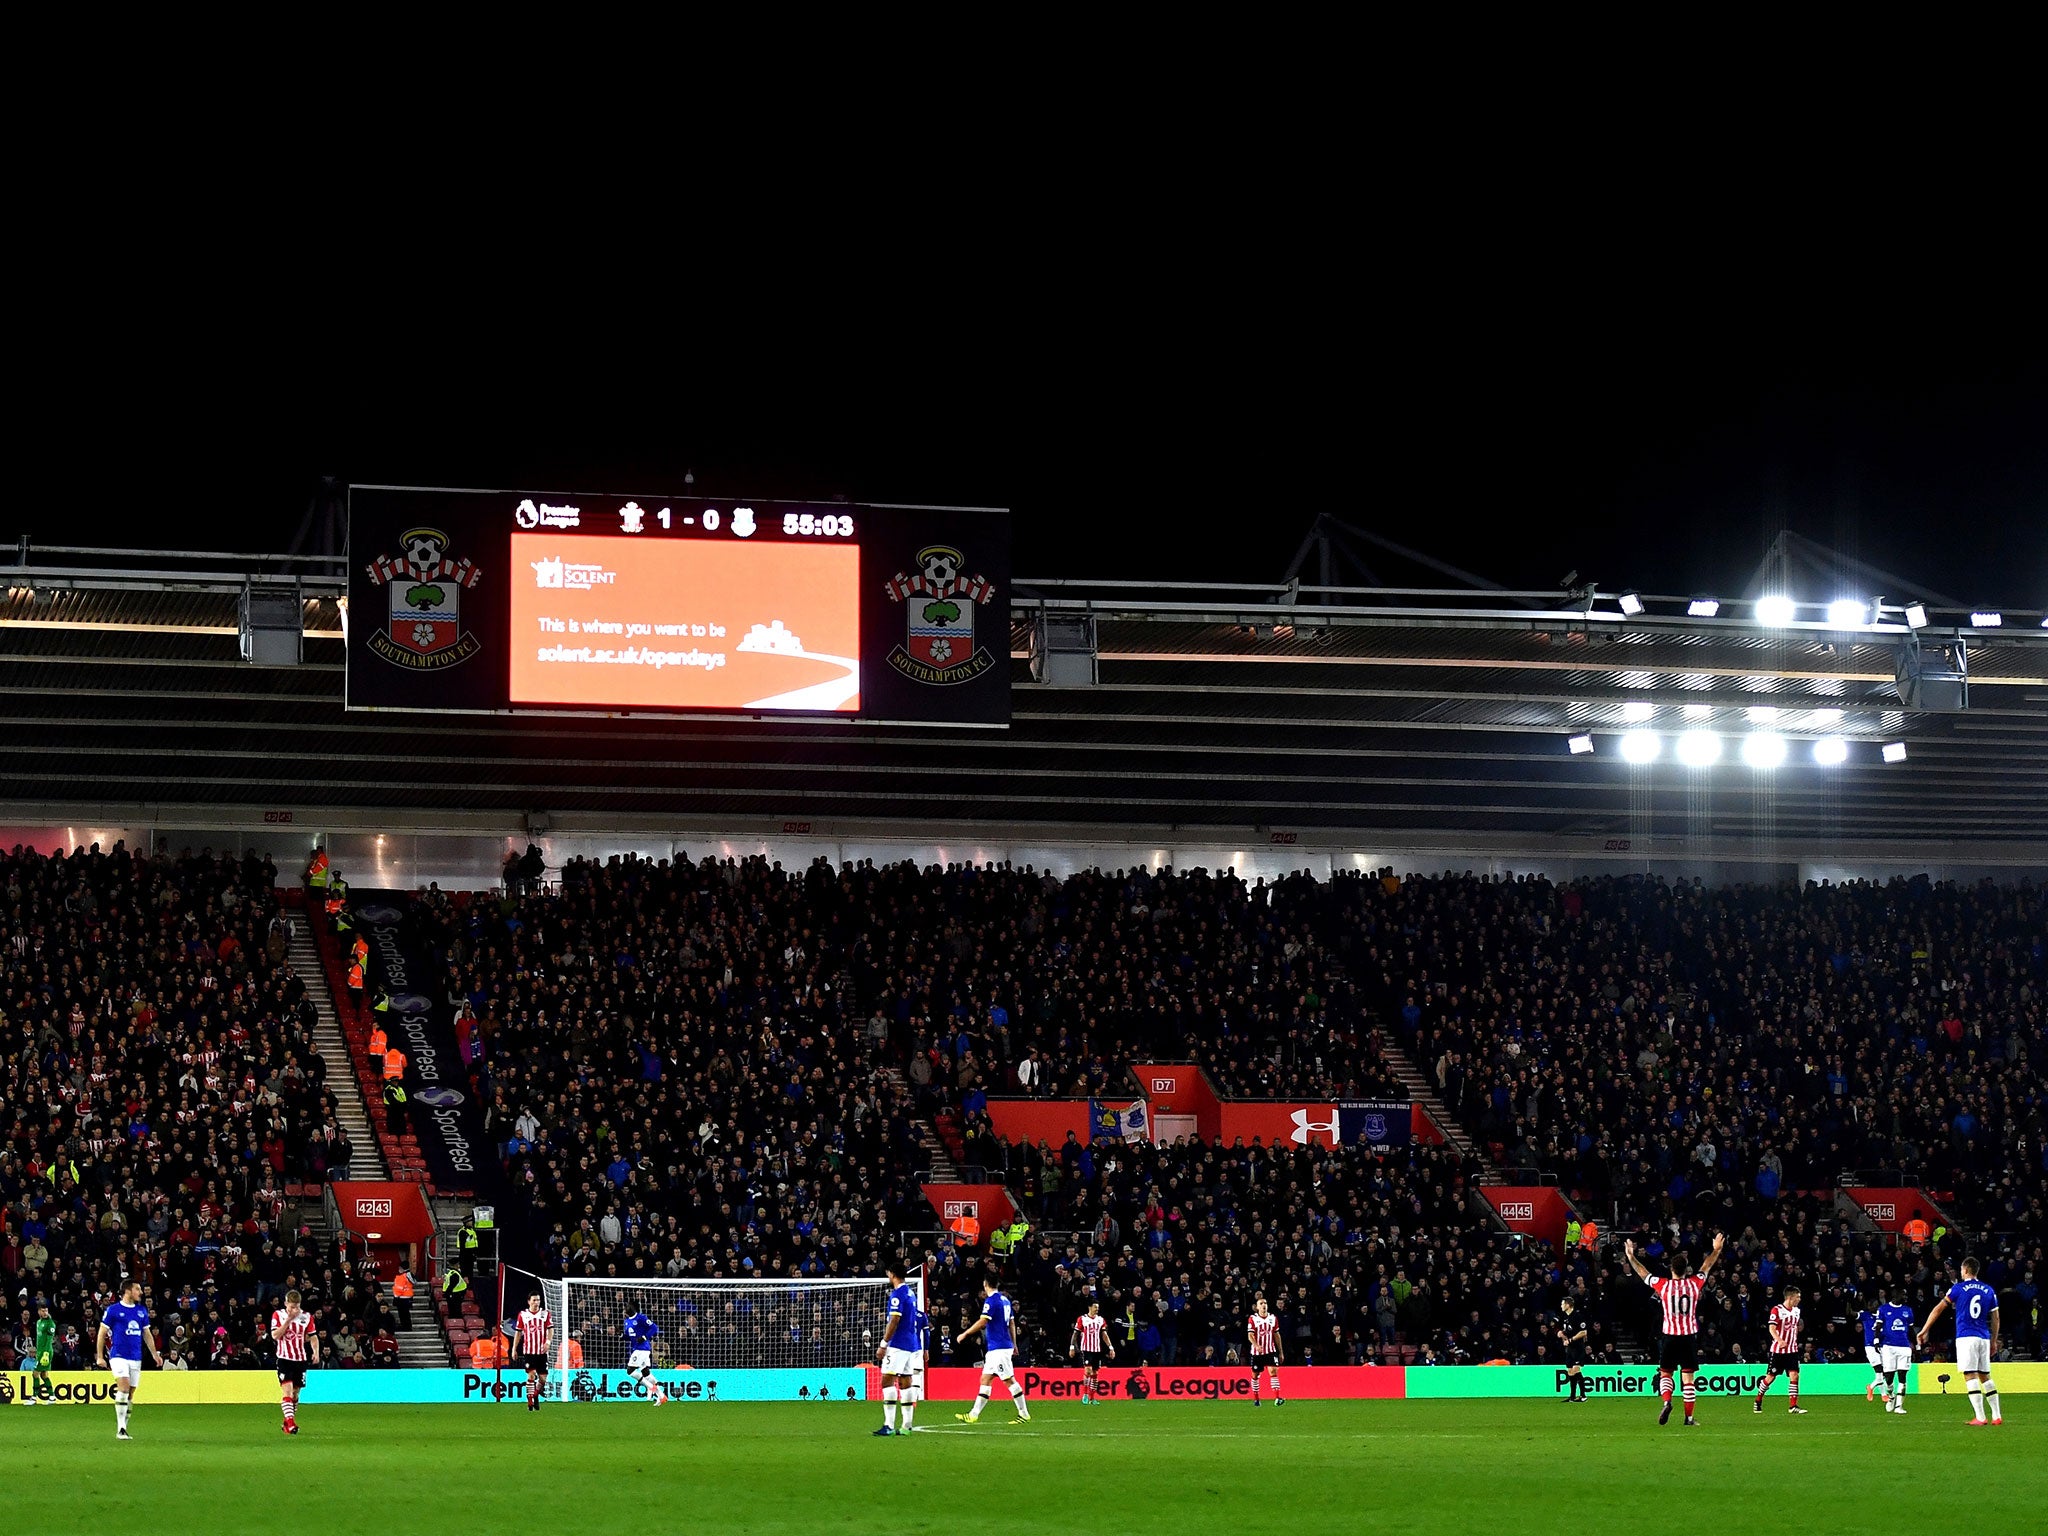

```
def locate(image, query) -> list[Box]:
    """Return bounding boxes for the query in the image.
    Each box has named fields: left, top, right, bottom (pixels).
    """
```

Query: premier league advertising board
left=345, top=485, right=1010, bottom=726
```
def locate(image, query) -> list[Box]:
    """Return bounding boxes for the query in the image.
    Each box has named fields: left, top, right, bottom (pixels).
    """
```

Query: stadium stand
left=0, top=841, right=401, bottom=1371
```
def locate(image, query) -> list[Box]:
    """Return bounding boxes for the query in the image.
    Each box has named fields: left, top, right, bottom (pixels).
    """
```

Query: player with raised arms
left=1247, top=1295, right=1284, bottom=1407
left=1071, top=1300, right=1113, bottom=1405
left=874, top=1257, right=923, bottom=1436
left=1918, top=1257, right=2002, bottom=1426
left=956, top=1275, right=1031, bottom=1425
left=96, top=1278, right=163, bottom=1441
left=1624, top=1230, right=1723, bottom=1427
left=509, top=1291, right=553, bottom=1413
left=1876, top=1287, right=1915, bottom=1414
left=622, top=1307, right=665, bottom=1404
left=270, top=1288, right=321, bottom=1434
left=1752, top=1284, right=1807, bottom=1414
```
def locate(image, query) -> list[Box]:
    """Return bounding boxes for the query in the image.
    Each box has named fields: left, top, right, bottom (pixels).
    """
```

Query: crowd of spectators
left=936, top=1134, right=1625, bottom=1371
left=12, top=838, right=2042, bottom=1378
left=0, top=841, right=402, bottom=1373
left=1364, top=873, right=2046, bottom=1242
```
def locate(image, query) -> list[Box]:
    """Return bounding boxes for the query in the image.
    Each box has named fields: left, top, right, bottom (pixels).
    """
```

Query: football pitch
left=13, top=1398, right=2043, bottom=1535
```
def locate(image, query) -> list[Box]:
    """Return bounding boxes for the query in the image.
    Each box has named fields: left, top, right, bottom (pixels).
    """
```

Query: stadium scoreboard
left=345, top=486, right=1010, bottom=726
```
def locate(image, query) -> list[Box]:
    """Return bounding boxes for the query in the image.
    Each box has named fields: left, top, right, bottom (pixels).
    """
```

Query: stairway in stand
left=877, top=1065, right=960, bottom=1180
left=1374, top=1030, right=1494, bottom=1174
left=286, top=910, right=454, bottom=1369
left=288, top=917, right=387, bottom=1182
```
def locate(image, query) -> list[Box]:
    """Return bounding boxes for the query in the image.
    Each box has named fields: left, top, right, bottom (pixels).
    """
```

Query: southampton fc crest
left=884, top=545, right=997, bottom=685
left=364, top=527, right=484, bottom=671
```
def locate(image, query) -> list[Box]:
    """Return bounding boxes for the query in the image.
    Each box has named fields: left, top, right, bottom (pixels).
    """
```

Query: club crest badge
left=884, top=545, right=997, bottom=685
left=365, top=527, right=485, bottom=671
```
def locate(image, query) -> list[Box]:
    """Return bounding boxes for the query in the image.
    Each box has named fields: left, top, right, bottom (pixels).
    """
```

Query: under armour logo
left=1290, top=1108, right=1336, bottom=1144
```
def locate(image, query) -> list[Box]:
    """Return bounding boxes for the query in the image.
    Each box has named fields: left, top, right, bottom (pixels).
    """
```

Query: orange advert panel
left=509, top=534, right=860, bottom=711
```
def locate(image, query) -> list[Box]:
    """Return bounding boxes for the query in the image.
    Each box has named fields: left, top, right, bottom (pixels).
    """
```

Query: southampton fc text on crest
left=884, top=545, right=997, bottom=686
left=365, top=526, right=485, bottom=671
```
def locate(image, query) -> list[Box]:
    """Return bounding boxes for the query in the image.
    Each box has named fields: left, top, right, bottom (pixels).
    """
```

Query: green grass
left=12, top=1397, right=2043, bottom=1535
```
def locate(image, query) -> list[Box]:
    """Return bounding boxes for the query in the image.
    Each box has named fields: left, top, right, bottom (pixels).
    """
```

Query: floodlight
left=1970, top=611, right=2002, bottom=628
left=1683, top=704, right=1712, bottom=719
left=1904, top=602, right=1928, bottom=629
left=1676, top=729, right=1722, bottom=767
left=1741, top=733, right=1787, bottom=769
left=1621, top=701, right=1654, bottom=722
left=1881, top=742, right=1908, bottom=763
left=1807, top=707, right=1843, bottom=726
left=1618, top=590, right=1645, bottom=616
left=1567, top=735, right=1594, bottom=755
left=1688, top=596, right=1720, bottom=617
left=1755, top=595, right=1796, bottom=626
left=1812, top=737, right=1849, bottom=766
left=1827, top=599, right=1867, bottom=629
left=1746, top=706, right=1779, bottom=723
left=1619, top=730, right=1661, bottom=764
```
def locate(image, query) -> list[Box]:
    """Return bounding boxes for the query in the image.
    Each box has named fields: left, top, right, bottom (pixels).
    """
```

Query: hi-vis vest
left=307, top=851, right=330, bottom=888
left=383, top=1079, right=408, bottom=1105
left=443, top=1266, right=469, bottom=1295
left=392, top=1271, right=415, bottom=1299
left=383, top=1047, right=406, bottom=1079
left=368, top=1026, right=389, bottom=1057
left=347, top=961, right=365, bottom=990
left=460, top=1225, right=479, bottom=1252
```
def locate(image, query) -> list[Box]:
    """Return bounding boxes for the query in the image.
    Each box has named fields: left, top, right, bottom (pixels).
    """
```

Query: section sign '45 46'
left=884, top=545, right=998, bottom=686
left=365, top=527, right=485, bottom=671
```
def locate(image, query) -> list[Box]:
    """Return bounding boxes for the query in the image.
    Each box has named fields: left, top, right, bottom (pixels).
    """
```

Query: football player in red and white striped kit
left=1624, top=1231, right=1724, bottom=1426
left=1247, top=1296, right=1285, bottom=1407
left=1753, top=1285, right=1809, bottom=1414
left=508, top=1293, right=553, bottom=1412
left=1071, top=1301, right=1114, bottom=1405
left=270, top=1289, right=321, bottom=1435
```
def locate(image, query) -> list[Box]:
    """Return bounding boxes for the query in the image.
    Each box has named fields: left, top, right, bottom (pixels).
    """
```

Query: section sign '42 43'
left=884, top=545, right=998, bottom=686
left=365, top=527, right=485, bottom=671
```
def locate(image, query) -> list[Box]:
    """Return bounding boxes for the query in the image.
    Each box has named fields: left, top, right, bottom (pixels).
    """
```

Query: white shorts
left=881, top=1347, right=922, bottom=1377
left=1881, top=1346, right=1912, bottom=1373
left=110, top=1359, right=142, bottom=1388
left=981, top=1347, right=1015, bottom=1381
left=1865, top=1346, right=1883, bottom=1368
left=1956, top=1337, right=1992, bottom=1374
left=628, top=1349, right=652, bottom=1371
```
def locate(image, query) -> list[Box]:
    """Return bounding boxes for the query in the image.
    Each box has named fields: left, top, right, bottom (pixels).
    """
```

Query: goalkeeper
left=32, top=1298, right=57, bottom=1404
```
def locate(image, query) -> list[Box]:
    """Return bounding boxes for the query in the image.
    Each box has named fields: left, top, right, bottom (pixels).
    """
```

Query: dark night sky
left=14, top=102, right=2044, bottom=610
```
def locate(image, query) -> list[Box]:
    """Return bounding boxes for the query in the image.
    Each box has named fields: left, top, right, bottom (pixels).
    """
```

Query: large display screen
left=509, top=533, right=863, bottom=712
left=345, top=487, right=1009, bottom=726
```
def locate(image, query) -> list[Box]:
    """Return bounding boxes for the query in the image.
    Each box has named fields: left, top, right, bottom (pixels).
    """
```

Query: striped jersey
left=1647, top=1274, right=1705, bottom=1336
left=1075, top=1314, right=1108, bottom=1353
left=1767, top=1303, right=1801, bottom=1355
left=271, top=1308, right=315, bottom=1362
left=514, top=1307, right=553, bottom=1356
left=1247, top=1312, right=1281, bottom=1355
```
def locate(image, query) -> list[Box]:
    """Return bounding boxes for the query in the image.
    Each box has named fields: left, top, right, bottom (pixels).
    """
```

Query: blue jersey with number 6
left=981, top=1291, right=1016, bottom=1351
left=1947, top=1279, right=1997, bottom=1340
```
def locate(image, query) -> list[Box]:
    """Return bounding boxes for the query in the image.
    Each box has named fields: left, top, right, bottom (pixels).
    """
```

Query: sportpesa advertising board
left=345, top=486, right=1010, bottom=726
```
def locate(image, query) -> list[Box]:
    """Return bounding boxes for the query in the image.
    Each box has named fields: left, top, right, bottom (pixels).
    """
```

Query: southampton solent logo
left=365, top=527, right=484, bottom=671
left=884, top=545, right=997, bottom=686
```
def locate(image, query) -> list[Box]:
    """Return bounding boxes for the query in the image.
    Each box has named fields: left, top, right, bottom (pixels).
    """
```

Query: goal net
left=504, top=1269, right=922, bottom=1403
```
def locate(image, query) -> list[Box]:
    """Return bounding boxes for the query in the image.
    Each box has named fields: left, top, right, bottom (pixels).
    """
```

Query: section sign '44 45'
left=885, top=545, right=998, bottom=686
left=365, top=527, right=485, bottom=671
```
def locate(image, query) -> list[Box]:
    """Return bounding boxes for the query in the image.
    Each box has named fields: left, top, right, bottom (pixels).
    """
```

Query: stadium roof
left=3, top=545, right=2045, bottom=852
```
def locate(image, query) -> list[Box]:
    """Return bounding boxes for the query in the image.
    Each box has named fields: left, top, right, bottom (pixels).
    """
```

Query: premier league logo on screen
left=364, top=527, right=485, bottom=672
left=884, top=545, right=998, bottom=686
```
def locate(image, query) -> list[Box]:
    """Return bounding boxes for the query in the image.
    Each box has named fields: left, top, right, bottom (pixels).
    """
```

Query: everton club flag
left=1337, top=1101, right=1412, bottom=1150
left=1090, top=1100, right=1149, bottom=1142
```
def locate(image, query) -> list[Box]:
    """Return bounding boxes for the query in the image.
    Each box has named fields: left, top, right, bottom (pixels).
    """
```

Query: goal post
left=503, top=1268, right=924, bottom=1402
